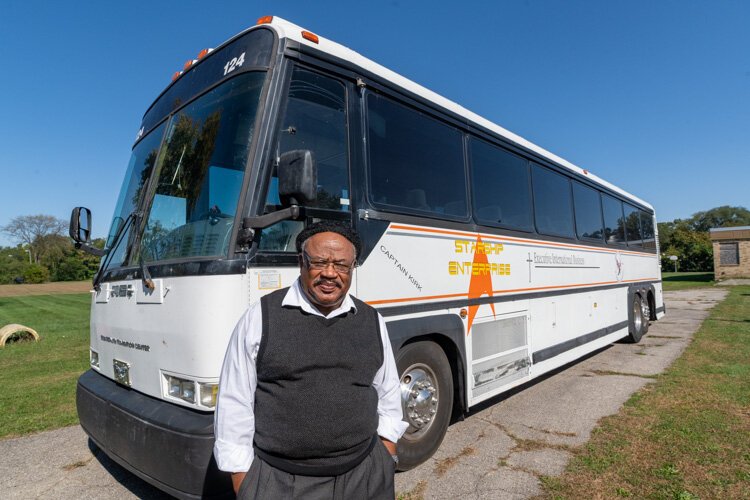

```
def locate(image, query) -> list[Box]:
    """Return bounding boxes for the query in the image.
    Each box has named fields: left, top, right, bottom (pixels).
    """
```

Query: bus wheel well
left=399, top=333, right=465, bottom=424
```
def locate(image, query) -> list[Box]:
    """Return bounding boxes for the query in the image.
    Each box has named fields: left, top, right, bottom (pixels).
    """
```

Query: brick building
left=709, top=226, right=750, bottom=280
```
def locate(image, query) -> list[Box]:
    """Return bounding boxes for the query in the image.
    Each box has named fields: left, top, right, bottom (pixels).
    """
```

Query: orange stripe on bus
left=367, top=291, right=468, bottom=305
left=366, top=278, right=658, bottom=307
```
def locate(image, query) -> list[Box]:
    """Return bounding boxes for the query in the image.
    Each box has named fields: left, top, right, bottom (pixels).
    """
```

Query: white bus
left=70, top=16, right=665, bottom=499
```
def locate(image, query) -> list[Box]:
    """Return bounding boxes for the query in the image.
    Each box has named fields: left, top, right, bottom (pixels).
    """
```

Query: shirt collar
left=282, top=278, right=357, bottom=319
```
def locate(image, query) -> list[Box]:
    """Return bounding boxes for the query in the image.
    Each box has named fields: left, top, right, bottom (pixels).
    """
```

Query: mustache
left=313, top=278, right=342, bottom=288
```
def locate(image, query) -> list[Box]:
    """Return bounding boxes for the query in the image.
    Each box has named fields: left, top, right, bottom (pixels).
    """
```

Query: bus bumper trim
left=76, top=369, right=232, bottom=500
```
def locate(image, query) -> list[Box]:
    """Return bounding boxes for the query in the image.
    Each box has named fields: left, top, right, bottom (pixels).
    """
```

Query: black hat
left=295, top=220, right=362, bottom=258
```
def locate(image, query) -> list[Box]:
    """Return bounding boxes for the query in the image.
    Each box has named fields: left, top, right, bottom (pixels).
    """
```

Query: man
left=214, top=221, right=407, bottom=499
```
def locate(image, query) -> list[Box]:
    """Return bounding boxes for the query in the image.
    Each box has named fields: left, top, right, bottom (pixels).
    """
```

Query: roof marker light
left=183, top=59, right=195, bottom=71
left=197, top=48, right=210, bottom=59
left=302, top=31, right=319, bottom=44
left=171, top=71, right=182, bottom=82
left=583, top=169, right=589, bottom=175
left=256, top=16, right=273, bottom=25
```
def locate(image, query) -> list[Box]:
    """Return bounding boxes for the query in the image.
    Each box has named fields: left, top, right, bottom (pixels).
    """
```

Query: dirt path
left=0, top=281, right=92, bottom=297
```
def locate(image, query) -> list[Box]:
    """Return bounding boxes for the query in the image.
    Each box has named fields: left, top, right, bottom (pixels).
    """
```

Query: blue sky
left=0, top=1, right=747, bottom=246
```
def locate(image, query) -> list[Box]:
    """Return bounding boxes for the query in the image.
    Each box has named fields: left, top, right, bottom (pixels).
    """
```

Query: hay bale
left=0, top=324, right=40, bottom=347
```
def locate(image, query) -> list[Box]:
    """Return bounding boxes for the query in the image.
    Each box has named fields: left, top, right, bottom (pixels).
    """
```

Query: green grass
left=541, top=286, right=750, bottom=499
left=0, top=294, right=90, bottom=438
left=662, top=271, right=715, bottom=291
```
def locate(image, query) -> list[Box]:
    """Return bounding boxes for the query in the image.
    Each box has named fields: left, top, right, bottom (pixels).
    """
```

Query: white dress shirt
left=213, top=279, right=409, bottom=473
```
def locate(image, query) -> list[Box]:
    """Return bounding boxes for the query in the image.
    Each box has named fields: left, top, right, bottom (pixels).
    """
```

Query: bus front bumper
left=76, top=369, right=232, bottom=500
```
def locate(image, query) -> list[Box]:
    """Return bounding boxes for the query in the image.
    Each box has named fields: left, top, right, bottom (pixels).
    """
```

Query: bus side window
left=366, top=93, right=468, bottom=219
left=602, top=194, right=626, bottom=244
left=469, top=137, right=533, bottom=231
left=531, top=164, right=575, bottom=238
left=624, top=203, right=643, bottom=247
left=641, top=211, right=656, bottom=250
left=572, top=181, right=604, bottom=240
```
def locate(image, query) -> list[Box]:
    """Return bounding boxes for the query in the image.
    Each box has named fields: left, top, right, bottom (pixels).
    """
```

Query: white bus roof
left=262, top=17, right=653, bottom=211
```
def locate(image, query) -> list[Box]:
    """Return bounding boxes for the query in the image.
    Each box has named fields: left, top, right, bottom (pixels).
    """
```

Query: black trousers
left=237, top=440, right=395, bottom=500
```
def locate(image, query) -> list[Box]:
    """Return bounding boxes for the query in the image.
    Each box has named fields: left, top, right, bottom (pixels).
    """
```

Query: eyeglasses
left=302, top=252, right=355, bottom=275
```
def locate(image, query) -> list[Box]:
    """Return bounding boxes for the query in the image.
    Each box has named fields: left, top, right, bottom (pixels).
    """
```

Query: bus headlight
left=90, top=349, right=99, bottom=368
left=163, top=372, right=218, bottom=408
left=167, top=375, right=196, bottom=403
left=199, top=383, right=218, bottom=408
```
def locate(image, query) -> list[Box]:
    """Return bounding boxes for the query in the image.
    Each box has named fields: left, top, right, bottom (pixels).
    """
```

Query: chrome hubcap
left=400, top=365, right=439, bottom=439
left=633, top=298, right=642, bottom=331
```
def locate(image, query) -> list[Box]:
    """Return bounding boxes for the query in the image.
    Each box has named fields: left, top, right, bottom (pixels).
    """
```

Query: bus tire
left=395, top=341, right=453, bottom=471
left=626, top=294, right=645, bottom=343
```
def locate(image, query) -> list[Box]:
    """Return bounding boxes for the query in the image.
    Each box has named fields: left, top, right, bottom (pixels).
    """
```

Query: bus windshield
left=104, top=71, right=266, bottom=269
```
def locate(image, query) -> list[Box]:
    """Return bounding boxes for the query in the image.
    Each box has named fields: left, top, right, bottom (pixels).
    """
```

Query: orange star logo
left=466, top=235, right=495, bottom=335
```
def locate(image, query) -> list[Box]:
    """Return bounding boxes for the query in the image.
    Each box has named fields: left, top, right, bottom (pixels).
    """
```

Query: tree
left=656, top=205, right=749, bottom=273
left=660, top=227, right=712, bottom=271
left=0, top=236, right=102, bottom=284
left=1, top=215, right=67, bottom=263
left=52, top=238, right=104, bottom=281
left=36, top=234, right=70, bottom=276
left=23, top=263, right=50, bottom=284
left=54, top=255, right=90, bottom=281
left=0, top=247, right=29, bottom=284
left=687, top=206, right=750, bottom=232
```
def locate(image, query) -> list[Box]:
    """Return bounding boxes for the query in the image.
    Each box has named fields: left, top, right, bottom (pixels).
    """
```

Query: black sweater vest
left=253, top=288, right=383, bottom=476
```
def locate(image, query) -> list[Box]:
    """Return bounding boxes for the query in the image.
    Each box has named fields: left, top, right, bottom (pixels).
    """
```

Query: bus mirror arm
left=74, top=242, right=107, bottom=257
left=238, top=205, right=304, bottom=244
left=242, top=206, right=302, bottom=230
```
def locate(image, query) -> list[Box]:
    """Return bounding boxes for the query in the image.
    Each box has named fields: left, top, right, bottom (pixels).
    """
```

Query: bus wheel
left=641, top=294, right=651, bottom=335
left=395, top=341, right=453, bottom=471
left=626, top=294, right=645, bottom=343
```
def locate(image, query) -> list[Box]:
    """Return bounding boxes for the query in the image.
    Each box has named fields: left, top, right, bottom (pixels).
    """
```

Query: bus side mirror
left=239, top=150, right=316, bottom=238
left=278, top=150, right=317, bottom=206
left=69, top=207, right=107, bottom=257
left=70, top=207, right=92, bottom=244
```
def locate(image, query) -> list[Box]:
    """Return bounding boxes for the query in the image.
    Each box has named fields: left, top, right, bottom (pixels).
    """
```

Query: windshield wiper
left=92, top=211, right=138, bottom=292
left=93, top=211, right=155, bottom=292
left=139, top=253, right=155, bottom=291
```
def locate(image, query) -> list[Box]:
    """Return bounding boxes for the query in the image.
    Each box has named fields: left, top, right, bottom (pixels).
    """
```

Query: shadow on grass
left=662, top=273, right=713, bottom=283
